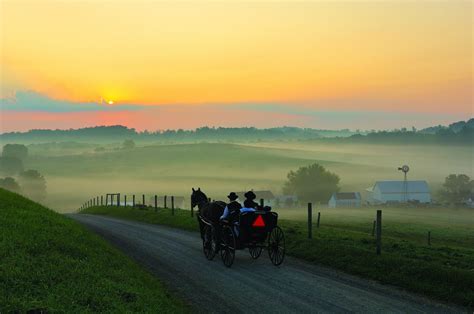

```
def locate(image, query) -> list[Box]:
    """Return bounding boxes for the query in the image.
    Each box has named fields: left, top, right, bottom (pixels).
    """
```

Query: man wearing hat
left=220, top=192, right=242, bottom=222
left=243, top=190, right=259, bottom=210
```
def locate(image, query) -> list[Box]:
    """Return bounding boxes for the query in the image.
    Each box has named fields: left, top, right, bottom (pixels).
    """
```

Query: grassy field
left=0, top=188, right=187, bottom=312
left=81, top=205, right=474, bottom=308
left=18, top=141, right=472, bottom=212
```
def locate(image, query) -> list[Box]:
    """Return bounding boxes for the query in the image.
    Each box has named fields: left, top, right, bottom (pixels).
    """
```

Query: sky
left=0, top=0, right=472, bottom=132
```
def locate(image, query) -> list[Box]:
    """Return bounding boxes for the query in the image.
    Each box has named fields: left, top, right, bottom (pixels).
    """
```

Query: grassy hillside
left=0, top=188, right=187, bottom=312
left=22, top=142, right=473, bottom=212
left=81, top=205, right=474, bottom=308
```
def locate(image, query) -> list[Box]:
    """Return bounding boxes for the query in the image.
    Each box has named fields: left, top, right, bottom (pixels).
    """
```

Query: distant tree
left=283, top=163, right=340, bottom=203
left=122, top=139, right=136, bottom=150
left=440, top=174, right=473, bottom=203
left=2, top=144, right=28, bottom=161
left=0, top=156, right=24, bottom=176
left=0, top=177, right=21, bottom=193
left=18, top=169, right=47, bottom=201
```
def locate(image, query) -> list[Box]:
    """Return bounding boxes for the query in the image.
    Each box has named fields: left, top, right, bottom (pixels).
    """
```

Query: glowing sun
left=108, top=100, right=114, bottom=105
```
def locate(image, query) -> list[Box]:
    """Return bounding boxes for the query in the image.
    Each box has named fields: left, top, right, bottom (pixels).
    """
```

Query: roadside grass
left=0, top=188, right=188, bottom=313
left=82, top=205, right=474, bottom=308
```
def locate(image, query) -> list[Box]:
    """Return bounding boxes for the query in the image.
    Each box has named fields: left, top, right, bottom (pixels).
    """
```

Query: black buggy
left=198, top=211, right=285, bottom=267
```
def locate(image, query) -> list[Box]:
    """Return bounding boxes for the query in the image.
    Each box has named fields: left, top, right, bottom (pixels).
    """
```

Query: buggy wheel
left=203, top=225, right=217, bottom=260
left=249, top=246, right=263, bottom=259
left=220, top=225, right=236, bottom=267
left=268, top=226, right=285, bottom=266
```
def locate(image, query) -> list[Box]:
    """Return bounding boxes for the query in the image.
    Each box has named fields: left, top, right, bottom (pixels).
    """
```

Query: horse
left=191, top=188, right=226, bottom=239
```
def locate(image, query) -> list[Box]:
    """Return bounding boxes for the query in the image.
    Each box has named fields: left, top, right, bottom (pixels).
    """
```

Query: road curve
left=69, top=214, right=461, bottom=313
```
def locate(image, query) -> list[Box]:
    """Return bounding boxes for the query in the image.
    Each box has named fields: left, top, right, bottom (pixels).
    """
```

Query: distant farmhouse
left=328, top=192, right=361, bottom=208
left=366, top=181, right=431, bottom=204
left=236, top=191, right=276, bottom=206
left=276, top=195, right=299, bottom=208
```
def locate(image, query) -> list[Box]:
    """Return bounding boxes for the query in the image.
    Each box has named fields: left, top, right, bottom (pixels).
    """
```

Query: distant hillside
left=420, top=118, right=474, bottom=134
left=0, top=125, right=357, bottom=144
left=0, top=119, right=472, bottom=145
left=0, top=188, right=185, bottom=312
left=317, top=118, right=473, bottom=145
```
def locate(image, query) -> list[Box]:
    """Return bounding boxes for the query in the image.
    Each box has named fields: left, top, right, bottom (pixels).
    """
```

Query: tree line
left=0, top=144, right=47, bottom=202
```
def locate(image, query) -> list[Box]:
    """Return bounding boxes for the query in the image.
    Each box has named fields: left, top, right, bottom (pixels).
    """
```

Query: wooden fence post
left=428, top=231, right=431, bottom=246
left=372, top=220, right=376, bottom=236
left=171, top=196, right=175, bottom=215
left=155, top=195, right=158, bottom=211
left=124, top=195, right=127, bottom=207
left=101, top=195, right=103, bottom=206
left=132, top=194, right=135, bottom=207
left=142, top=194, right=145, bottom=206
left=317, top=212, right=321, bottom=228
left=96, top=196, right=99, bottom=206
left=376, top=210, right=382, bottom=255
left=307, top=203, right=312, bottom=239
left=164, top=195, right=167, bottom=208
left=260, top=198, right=264, bottom=208
left=117, top=193, right=120, bottom=207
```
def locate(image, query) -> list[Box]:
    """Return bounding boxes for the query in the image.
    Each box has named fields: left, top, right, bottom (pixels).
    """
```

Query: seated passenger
left=240, top=199, right=257, bottom=213
left=220, top=192, right=242, bottom=221
left=243, top=191, right=259, bottom=209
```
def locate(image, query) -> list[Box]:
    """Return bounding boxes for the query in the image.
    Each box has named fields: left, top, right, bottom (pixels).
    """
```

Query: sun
left=108, top=100, right=114, bottom=105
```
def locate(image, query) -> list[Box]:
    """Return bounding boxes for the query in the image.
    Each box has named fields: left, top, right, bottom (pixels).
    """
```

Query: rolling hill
left=0, top=188, right=186, bottom=312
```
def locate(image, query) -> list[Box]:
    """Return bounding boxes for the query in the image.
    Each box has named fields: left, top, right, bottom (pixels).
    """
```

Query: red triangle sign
left=252, top=215, right=265, bottom=227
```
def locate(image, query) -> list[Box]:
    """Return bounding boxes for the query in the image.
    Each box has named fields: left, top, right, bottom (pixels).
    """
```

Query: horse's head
left=191, top=187, right=208, bottom=209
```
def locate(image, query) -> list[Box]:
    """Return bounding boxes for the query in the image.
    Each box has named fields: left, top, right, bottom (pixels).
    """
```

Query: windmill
left=398, top=165, right=409, bottom=202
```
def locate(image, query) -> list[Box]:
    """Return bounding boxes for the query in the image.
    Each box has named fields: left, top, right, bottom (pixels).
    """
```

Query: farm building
left=328, top=192, right=361, bottom=208
left=366, top=181, right=431, bottom=204
left=236, top=190, right=276, bottom=206
left=276, top=195, right=299, bottom=208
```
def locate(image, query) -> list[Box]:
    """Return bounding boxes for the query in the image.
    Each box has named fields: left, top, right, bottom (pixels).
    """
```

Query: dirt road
left=70, top=214, right=460, bottom=313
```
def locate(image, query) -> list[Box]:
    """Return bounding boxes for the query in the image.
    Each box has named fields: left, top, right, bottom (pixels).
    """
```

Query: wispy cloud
left=0, top=91, right=143, bottom=112
left=0, top=90, right=469, bottom=133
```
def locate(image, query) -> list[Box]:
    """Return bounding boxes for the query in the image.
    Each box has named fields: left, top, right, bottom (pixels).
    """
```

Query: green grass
left=0, top=188, right=188, bottom=312
left=81, top=205, right=474, bottom=308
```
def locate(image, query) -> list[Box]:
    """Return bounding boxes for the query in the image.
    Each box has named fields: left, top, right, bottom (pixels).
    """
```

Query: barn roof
left=374, top=181, right=430, bottom=193
left=332, top=192, right=361, bottom=200
left=236, top=191, right=275, bottom=200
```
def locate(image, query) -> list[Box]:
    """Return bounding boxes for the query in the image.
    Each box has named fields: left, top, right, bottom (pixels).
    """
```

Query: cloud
left=0, top=90, right=143, bottom=112
left=0, top=90, right=469, bottom=133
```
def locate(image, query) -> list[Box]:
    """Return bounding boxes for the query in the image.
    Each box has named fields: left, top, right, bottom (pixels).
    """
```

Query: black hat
left=227, top=192, right=238, bottom=201
left=244, top=190, right=256, bottom=200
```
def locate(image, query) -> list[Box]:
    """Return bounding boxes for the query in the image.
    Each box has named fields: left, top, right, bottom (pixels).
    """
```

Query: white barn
left=366, top=181, right=431, bottom=204
left=328, top=192, right=361, bottom=208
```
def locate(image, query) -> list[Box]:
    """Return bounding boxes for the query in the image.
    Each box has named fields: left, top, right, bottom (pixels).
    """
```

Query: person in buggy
left=221, top=191, right=260, bottom=236
left=220, top=192, right=242, bottom=221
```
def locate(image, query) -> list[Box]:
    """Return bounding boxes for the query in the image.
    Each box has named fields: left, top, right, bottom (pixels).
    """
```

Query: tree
left=2, top=144, right=28, bottom=161
left=283, top=163, right=340, bottom=203
left=0, top=177, right=21, bottom=193
left=18, top=169, right=47, bottom=201
left=440, top=174, right=473, bottom=203
left=0, top=156, right=24, bottom=176
left=122, top=139, right=136, bottom=150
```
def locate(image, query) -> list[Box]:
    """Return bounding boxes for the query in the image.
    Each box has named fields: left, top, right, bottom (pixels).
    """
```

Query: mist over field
left=0, top=123, right=471, bottom=214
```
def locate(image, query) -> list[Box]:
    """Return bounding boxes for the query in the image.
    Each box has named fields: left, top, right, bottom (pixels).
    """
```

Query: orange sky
left=0, top=0, right=472, bottom=130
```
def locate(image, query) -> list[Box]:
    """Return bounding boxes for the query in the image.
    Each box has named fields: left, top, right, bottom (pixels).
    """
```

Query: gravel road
left=70, top=214, right=462, bottom=313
